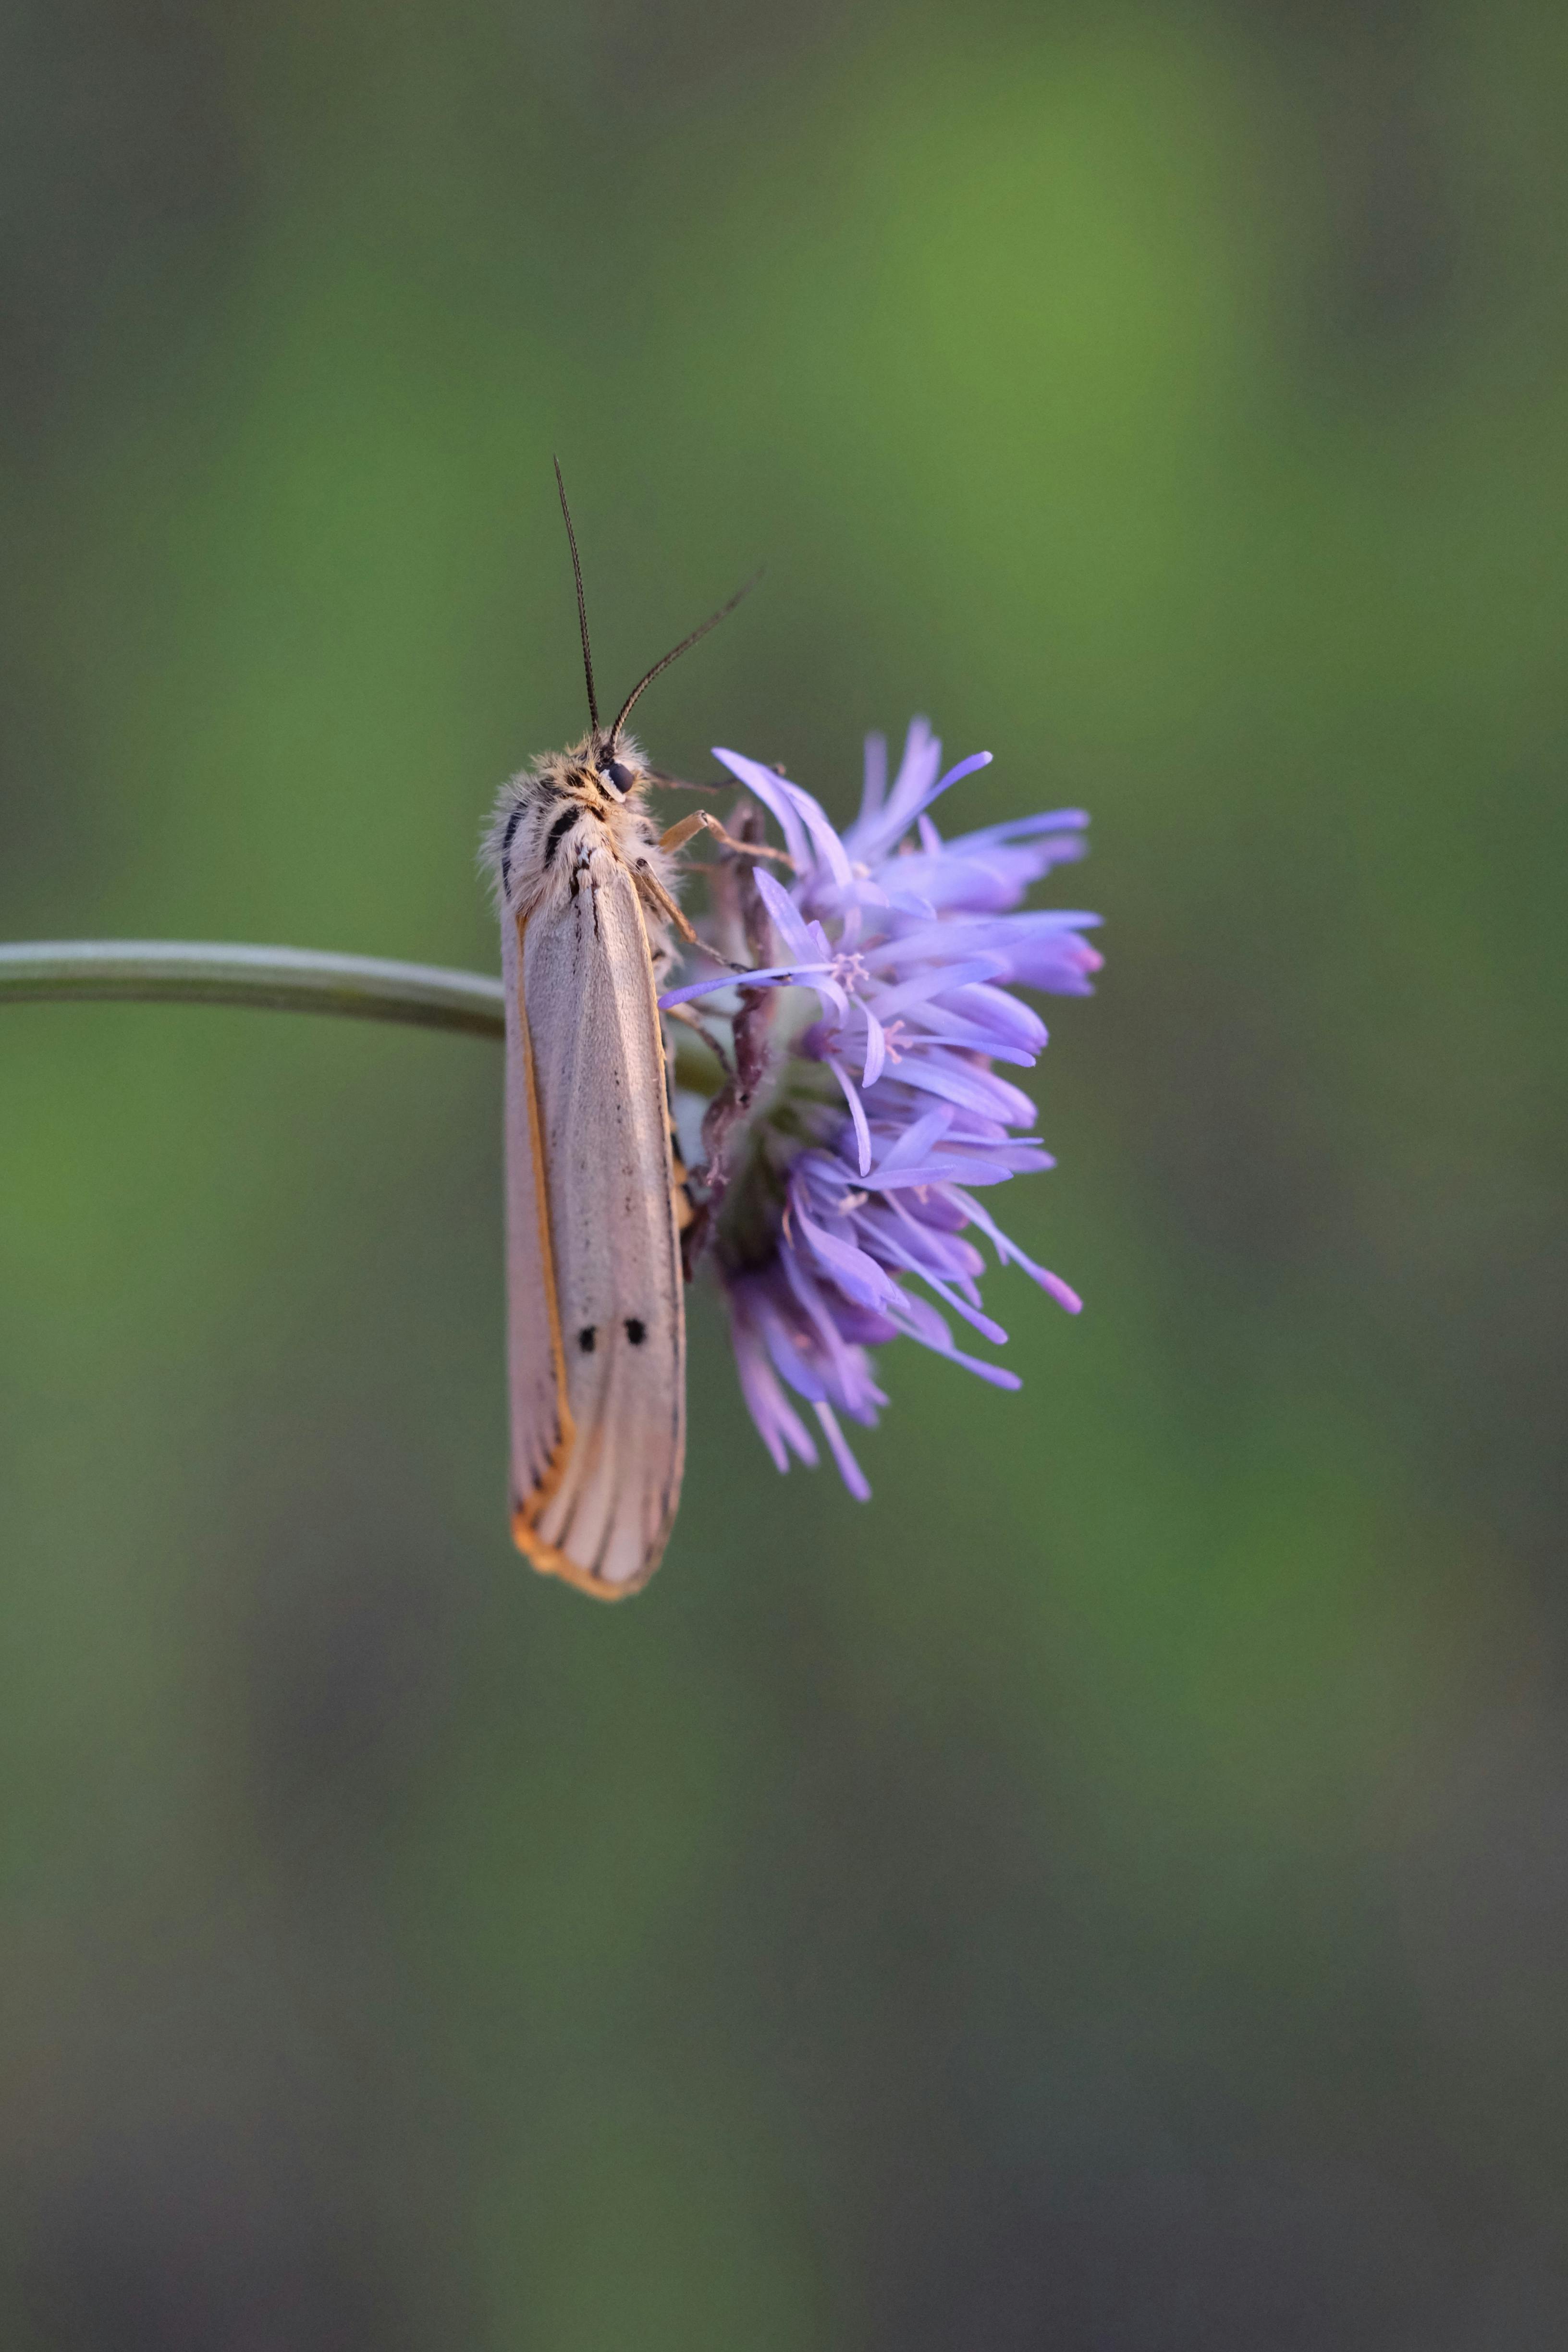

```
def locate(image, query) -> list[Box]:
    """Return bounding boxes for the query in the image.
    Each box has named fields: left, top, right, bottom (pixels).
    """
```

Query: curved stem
left=0, top=940, right=505, bottom=1039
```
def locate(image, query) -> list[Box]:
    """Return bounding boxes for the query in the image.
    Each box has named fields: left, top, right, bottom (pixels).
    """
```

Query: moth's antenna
left=553, top=456, right=600, bottom=735
left=609, top=568, right=762, bottom=748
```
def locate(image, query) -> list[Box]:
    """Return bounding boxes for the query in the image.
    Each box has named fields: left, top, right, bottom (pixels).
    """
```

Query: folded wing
left=501, top=854, right=686, bottom=1597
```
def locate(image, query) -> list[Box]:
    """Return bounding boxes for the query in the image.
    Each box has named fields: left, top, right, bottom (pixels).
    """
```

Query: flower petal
left=830, top=1058, right=873, bottom=1176
left=711, top=748, right=812, bottom=870
left=859, top=730, right=888, bottom=825
left=814, top=1403, right=871, bottom=1500
left=861, top=1004, right=887, bottom=1088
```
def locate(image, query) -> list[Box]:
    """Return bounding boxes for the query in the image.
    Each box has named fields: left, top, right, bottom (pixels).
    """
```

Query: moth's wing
left=500, top=899, right=574, bottom=1534
left=502, top=861, right=686, bottom=1598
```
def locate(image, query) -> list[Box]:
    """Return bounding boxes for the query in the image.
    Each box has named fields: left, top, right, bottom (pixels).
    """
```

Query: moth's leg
left=664, top=999, right=735, bottom=1067
left=656, top=812, right=709, bottom=856
left=636, top=854, right=751, bottom=976
left=644, top=768, right=717, bottom=794
left=648, top=763, right=792, bottom=792
left=659, top=808, right=794, bottom=868
left=703, top=822, right=795, bottom=869
left=634, top=864, right=705, bottom=951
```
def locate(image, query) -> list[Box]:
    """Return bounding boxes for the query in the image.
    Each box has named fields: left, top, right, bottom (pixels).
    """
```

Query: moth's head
left=587, top=729, right=645, bottom=801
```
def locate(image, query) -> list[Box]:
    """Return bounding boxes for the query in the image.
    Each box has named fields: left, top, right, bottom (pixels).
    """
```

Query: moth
left=485, top=466, right=763, bottom=1601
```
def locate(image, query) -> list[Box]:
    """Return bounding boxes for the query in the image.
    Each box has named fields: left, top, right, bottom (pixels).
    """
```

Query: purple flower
left=665, top=719, right=1100, bottom=1497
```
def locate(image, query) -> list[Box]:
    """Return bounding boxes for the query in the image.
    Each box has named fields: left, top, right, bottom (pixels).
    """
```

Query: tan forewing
left=503, top=854, right=686, bottom=1597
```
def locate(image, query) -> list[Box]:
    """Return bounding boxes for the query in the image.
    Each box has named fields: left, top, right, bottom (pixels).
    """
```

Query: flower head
left=665, top=719, right=1100, bottom=1496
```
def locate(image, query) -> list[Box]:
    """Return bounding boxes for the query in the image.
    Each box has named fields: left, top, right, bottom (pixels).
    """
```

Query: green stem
left=0, top=940, right=505, bottom=1039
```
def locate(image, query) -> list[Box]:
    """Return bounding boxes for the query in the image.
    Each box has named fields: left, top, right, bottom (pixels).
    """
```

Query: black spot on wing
left=577, top=1325, right=596, bottom=1354
left=625, top=1318, right=646, bottom=1346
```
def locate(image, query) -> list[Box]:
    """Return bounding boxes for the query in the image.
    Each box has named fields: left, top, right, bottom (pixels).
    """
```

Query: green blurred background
left=1, top=0, right=1565, bottom=2342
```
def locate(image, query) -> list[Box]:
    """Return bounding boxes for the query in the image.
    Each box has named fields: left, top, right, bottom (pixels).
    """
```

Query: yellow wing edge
left=511, top=1512, right=671, bottom=1603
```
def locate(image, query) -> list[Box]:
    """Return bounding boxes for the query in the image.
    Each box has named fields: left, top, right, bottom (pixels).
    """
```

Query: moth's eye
left=605, top=760, right=637, bottom=796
